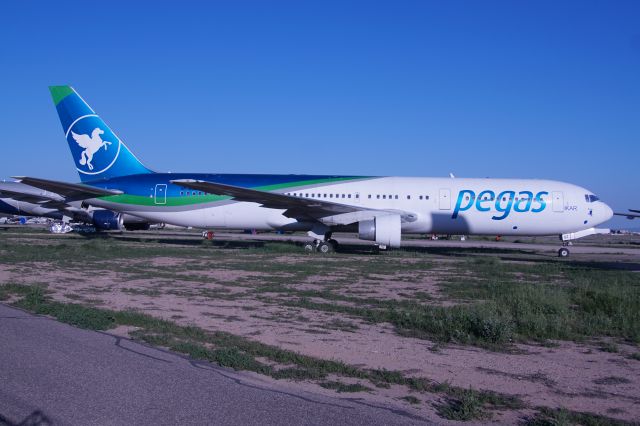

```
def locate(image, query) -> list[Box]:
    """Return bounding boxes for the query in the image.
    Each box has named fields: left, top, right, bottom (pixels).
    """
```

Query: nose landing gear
left=557, top=238, right=573, bottom=258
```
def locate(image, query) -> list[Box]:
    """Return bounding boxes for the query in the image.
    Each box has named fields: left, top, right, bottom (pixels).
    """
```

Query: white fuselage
left=90, top=177, right=613, bottom=238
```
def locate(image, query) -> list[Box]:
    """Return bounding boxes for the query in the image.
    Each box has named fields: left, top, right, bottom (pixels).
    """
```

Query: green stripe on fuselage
left=99, top=176, right=369, bottom=207
left=100, top=193, right=230, bottom=207
left=251, top=176, right=365, bottom=192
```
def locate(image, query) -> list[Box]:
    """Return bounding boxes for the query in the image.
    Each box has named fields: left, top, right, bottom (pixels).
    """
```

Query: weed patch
left=525, top=406, right=633, bottom=426
left=435, top=388, right=486, bottom=421
left=3, top=285, right=523, bottom=421
left=0, top=283, right=32, bottom=300
left=319, top=381, right=371, bottom=393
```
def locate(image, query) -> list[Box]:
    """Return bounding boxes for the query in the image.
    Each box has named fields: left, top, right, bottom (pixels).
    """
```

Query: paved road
left=0, top=304, right=425, bottom=426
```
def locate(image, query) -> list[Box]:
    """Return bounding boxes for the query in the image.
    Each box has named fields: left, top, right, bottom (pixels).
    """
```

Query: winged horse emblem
left=71, top=128, right=112, bottom=171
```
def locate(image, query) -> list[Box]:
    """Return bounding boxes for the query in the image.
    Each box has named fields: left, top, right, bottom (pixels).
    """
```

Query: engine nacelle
left=122, top=214, right=152, bottom=231
left=124, top=223, right=151, bottom=231
left=358, top=215, right=401, bottom=247
left=92, top=210, right=124, bottom=231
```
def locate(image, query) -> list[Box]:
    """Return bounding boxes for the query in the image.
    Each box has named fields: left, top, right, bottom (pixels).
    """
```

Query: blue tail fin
left=49, top=86, right=153, bottom=182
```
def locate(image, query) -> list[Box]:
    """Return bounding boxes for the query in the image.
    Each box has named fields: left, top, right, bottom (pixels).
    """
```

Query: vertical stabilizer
left=49, top=86, right=153, bottom=182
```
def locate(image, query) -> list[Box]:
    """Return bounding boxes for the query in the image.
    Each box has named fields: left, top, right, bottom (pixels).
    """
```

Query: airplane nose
left=601, top=202, right=614, bottom=222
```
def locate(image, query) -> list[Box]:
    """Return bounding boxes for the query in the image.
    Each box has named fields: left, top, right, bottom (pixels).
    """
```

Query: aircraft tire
left=558, top=247, right=570, bottom=258
left=317, top=242, right=333, bottom=253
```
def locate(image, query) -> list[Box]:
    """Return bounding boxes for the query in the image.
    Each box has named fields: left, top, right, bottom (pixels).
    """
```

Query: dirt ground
left=1, top=228, right=639, bottom=424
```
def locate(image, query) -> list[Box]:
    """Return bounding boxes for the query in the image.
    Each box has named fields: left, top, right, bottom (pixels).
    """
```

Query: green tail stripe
left=49, top=86, right=74, bottom=105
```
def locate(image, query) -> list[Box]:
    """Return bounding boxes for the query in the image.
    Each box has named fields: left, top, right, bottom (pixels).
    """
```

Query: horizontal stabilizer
left=12, top=176, right=122, bottom=201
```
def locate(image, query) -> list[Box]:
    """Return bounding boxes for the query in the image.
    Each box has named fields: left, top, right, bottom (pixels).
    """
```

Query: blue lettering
left=475, top=190, right=495, bottom=212
left=532, top=191, right=548, bottom=213
left=451, top=188, right=548, bottom=219
left=514, top=191, right=533, bottom=212
left=492, top=190, right=515, bottom=220
left=452, top=190, right=475, bottom=219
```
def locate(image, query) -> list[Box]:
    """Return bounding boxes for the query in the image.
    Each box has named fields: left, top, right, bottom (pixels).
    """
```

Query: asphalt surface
left=0, top=304, right=425, bottom=426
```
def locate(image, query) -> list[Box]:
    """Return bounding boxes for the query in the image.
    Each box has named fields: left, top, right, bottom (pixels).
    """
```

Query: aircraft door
left=552, top=191, right=564, bottom=212
left=154, top=184, right=167, bottom=205
left=439, top=189, right=451, bottom=210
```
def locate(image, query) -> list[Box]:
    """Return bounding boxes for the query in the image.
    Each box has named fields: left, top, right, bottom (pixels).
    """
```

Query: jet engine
left=91, top=210, right=124, bottom=231
left=123, top=223, right=151, bottom=231
left=122, top=214, right=151, bottom=231
left=358, top=214, right=401, bottom=247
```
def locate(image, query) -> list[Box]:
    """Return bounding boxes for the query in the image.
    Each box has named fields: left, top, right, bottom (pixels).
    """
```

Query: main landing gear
left=304, top=238, right=339, bottom=253
left=304, top=231, right=339, bottom=254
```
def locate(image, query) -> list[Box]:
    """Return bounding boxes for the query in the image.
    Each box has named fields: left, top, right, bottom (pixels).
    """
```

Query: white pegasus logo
left=71, top=128, right=112, bottom=171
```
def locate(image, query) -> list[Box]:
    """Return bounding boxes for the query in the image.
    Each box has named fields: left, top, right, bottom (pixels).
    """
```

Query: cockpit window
left=584, top=194, right=599, bottom=203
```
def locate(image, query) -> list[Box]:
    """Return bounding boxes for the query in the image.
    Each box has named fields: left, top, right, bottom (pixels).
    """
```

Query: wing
left=12, top=176, right=123, bottom=202
left=614, top=211, right=640, bottom=219
left=171, top=179, right=417, bottom=225
left=0, top=186, right=64, bottom=204
left=71, top=131, right=91, bottom=149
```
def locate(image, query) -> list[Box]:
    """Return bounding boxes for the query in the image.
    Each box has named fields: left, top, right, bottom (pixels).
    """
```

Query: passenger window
left=377, top=195, right=380, bottom=199
left=419, top=196, right=423, bottom=200
left=348, top=194, right=352, bottom=198
left=368, top=194, right=371, bottom=199
left=395, top=195, right=398, bottom=199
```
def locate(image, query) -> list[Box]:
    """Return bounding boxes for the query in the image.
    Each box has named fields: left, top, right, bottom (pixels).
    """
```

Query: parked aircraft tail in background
left=49, top=86, right=153, bottom=182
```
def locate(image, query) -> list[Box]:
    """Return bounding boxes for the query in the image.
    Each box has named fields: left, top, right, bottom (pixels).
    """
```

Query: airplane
left=15, top=86, right=614, bottom=257
left=614, top=209, right=640, bottom=220
left=0, top=180, right=153, bottom=231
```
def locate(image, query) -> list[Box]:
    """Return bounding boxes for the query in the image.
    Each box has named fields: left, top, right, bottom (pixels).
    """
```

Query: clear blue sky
left=1, top=1, right=638, bottom=227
